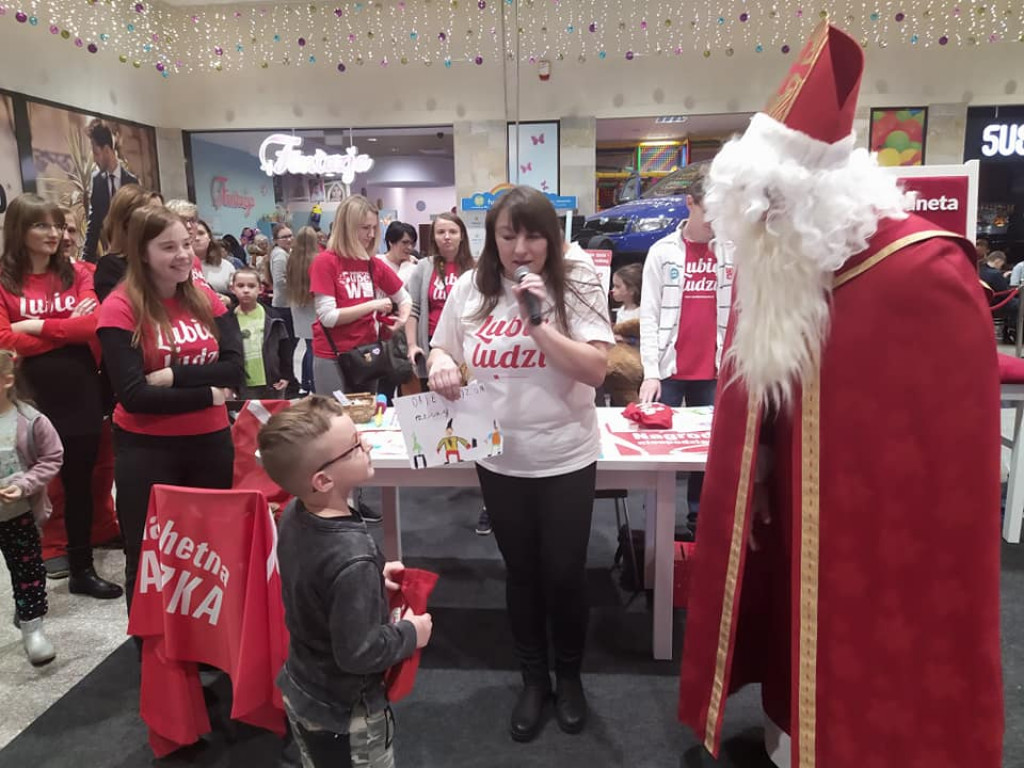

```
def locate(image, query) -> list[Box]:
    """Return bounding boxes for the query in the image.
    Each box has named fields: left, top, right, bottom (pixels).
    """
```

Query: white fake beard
left=707, top=114, right=910, bottom=411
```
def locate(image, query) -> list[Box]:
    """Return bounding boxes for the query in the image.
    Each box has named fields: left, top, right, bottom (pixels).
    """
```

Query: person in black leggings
left=0, top=194, right=121, bottom=598
left=428, top=187, right=614, bottom=742
left=97, top=205, right=242, bottom=609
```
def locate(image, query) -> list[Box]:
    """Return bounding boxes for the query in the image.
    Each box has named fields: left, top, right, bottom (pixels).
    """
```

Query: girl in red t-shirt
left=404, top=213, right=474, bottom=381
left=97, top=206, right=244, bottom=608
left=310, top=195, right=410, bottom=395
left=0, top=194, right=121, bottom=600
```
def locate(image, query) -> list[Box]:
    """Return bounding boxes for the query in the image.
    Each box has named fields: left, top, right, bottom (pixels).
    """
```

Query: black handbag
left=322, top=260, right=399, bottom=390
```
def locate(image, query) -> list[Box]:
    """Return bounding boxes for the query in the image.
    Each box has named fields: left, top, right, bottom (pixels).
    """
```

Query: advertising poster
left=869, top=107, right=927, bottom=167
left=0, top=94, right=23, bottom=241
left=883, top=160, right=979, bottom=241
left=28, top=101, right=159, bottom=256
left=508, top=121, right=559, bottom=194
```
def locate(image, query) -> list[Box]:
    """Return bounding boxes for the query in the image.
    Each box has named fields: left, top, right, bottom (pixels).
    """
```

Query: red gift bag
left=385, top=568, right=438, bottom=702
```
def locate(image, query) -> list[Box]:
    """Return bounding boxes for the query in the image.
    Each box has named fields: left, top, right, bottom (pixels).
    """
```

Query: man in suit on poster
left=83, top=119, right=138, bottom=263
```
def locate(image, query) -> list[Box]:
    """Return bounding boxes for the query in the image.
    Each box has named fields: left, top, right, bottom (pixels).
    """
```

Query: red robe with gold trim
left=679, top=213, right=1003, bottom=768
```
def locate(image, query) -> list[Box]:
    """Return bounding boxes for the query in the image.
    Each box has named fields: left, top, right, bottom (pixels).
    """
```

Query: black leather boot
left=68, top=567, right=124, bottom=600
left=554, top=676, right=587, bottom=734
left=510, top=679, right=551, bottom=742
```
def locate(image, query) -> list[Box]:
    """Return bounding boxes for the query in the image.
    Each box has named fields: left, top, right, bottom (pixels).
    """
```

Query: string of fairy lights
left=0, top=0, right=1020, bottom=77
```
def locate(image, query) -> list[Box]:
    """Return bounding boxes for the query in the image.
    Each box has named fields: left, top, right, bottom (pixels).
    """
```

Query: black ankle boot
left=510, top=681, right=551, bottom=742
left=554, top=677, right=587, bottom=734
left=68, top=567, right=124, bottom=600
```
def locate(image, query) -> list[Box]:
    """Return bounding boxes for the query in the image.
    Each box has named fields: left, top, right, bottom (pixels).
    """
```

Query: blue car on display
left=573, top=161, right=709, bottom=269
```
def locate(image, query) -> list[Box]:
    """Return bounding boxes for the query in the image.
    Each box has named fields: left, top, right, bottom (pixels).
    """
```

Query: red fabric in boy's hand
left=385, top=568, right=438, bottom=702
left=622, top=401, right=674, bottom=429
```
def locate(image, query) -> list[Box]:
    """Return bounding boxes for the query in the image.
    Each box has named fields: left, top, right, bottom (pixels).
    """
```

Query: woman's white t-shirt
left=202, top=260, right=236, bottom=294
left=430, top=257, right=614, bottom=478
left=615, top=306, right=640, bottom=324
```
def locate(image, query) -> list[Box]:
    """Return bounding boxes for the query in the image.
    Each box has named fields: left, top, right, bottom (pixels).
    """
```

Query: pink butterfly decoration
left=531, top=134, right=545, bottom=145
left=520, top=162, right=532, bottom=173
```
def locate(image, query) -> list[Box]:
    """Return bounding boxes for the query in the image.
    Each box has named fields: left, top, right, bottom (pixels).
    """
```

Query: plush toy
left=603, top=317, right=642, bottom=406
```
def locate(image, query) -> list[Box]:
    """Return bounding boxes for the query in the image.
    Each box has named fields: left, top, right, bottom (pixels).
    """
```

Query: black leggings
left=113, top=428, right=234, bottom=610
left=61, top=432, right=101, bottom=572
left=0, top=512, right=46, bottom=622
left=476, top=462, right=596, bottom=683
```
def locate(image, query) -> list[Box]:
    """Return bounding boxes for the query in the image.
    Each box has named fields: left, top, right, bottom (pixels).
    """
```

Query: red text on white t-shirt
left=470, top=315, right=547, bottom=370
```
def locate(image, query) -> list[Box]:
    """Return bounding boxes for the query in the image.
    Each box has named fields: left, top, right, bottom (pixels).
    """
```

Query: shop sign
left=897, top=175, right=969, bottom=237
left=210, top=176, right=255, bottom=216
left=258, top=134, right=374, bottom=183
left=980, top=123, right=1024, bottom=158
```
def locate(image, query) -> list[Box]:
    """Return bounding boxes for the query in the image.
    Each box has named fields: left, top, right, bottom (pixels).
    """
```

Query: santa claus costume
left=678, top=20, right=1003, bottom=768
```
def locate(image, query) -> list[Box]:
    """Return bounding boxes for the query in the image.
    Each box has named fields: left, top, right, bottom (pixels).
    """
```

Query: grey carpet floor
left=0, top=484, right=1019, bottom=767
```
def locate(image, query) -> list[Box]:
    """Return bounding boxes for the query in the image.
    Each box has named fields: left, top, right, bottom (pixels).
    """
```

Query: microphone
left=514, top=265, right=543, bottom=326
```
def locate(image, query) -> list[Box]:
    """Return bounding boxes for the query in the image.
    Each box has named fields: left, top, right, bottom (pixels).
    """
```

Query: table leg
left=652, top=471, right=675, bottom=660
left=381, top=487, right=402, bottom=560
left=1004, top=403, right=1024, bottom=543
left=644, top=489, right=657, bottom=587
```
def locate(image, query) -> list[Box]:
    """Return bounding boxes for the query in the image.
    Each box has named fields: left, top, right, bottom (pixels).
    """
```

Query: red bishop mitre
left=764, top=19, right=864, bottom=143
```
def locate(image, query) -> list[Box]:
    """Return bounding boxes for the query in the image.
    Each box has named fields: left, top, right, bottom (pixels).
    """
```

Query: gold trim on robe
left=703, top=396, right=761, bottom=751
left=833, top=230, right=952, bottom=289
left=798, top=374, right=821, bottom=768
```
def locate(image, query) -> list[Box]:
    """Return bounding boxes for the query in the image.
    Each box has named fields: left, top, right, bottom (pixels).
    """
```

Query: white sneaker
left=20, top=617, right=56, bottom=666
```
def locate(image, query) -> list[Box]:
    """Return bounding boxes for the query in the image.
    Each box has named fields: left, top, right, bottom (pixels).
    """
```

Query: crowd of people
left=0, top=20, right=1008, bottom=768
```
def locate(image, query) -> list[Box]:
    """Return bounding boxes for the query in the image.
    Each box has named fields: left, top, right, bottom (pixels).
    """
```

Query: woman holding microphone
left=428, top=186, right=613, bottom=742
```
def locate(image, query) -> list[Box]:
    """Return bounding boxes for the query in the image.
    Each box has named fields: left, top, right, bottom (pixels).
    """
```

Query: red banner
left=605, top=426, right=711, bottom=456
left=898, top=175, right=969, bottom=238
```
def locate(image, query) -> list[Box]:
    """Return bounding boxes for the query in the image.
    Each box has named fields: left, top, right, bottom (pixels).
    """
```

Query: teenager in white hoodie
left=638, top=175, right=732, bottom=535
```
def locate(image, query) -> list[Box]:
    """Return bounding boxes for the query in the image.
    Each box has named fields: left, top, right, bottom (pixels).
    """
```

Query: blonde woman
left=309, top=196, right=411, bottom=396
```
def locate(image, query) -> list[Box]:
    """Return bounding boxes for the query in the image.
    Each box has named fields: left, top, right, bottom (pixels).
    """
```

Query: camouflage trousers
left=286, top=702, right=395, bottom=768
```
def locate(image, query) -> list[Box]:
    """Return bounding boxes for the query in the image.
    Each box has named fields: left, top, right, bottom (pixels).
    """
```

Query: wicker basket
left=342, top=392, right=377, bottom=424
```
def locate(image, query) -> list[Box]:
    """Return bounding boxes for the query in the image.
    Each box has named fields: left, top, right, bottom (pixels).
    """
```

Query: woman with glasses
left=97, top=205, right=243, bottom=610
left=0, top=194, right=122, bottom=599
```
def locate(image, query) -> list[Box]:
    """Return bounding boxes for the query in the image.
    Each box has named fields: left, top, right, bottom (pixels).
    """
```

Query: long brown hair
left=472, top=186, right=602, bottom=333
left=1, top=194, right=74, bottom=295
left=429, top=212, right=474, bottom=278
left=122, top=206, right=218, bottom=351
left=101, top=184, right=150, bottom=252
left=286, top=226, right=318, bottom=307
left=196, top=220, right=224, bottom=267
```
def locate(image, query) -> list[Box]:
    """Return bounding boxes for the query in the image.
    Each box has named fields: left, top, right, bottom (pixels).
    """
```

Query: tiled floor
left=0, top=361, right=1020, bottom=751
left=0, top=549, right=129, bottom=749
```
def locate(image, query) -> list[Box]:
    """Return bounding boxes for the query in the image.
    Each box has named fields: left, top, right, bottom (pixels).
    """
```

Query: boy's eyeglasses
left=314, top=437, right=368, bottom=473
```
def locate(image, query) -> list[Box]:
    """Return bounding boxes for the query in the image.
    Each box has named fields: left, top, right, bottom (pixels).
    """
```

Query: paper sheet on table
left=392, top=381, right=503, bottom=469
left=602, top=406, right=713, bottom=457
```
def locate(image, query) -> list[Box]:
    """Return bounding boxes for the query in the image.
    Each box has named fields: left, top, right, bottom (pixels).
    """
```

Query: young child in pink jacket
left=0, top=350, right=65, bottom=665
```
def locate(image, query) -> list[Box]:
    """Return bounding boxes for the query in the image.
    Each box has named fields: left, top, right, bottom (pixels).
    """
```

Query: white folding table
left=358, top=407, right=711, bottom=660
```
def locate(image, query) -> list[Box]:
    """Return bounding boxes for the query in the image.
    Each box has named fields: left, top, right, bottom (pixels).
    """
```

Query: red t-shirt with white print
left=0, top=261, right=100, bottom=359
left=671, top=240, right=717, bottom=381
left=97, top=283, right=229, bottom=436
left=309, top=250, right=403, bottom=359
left=191, top=255, right=211, bottom=290
left=427, top=262, right=459, bottom=337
